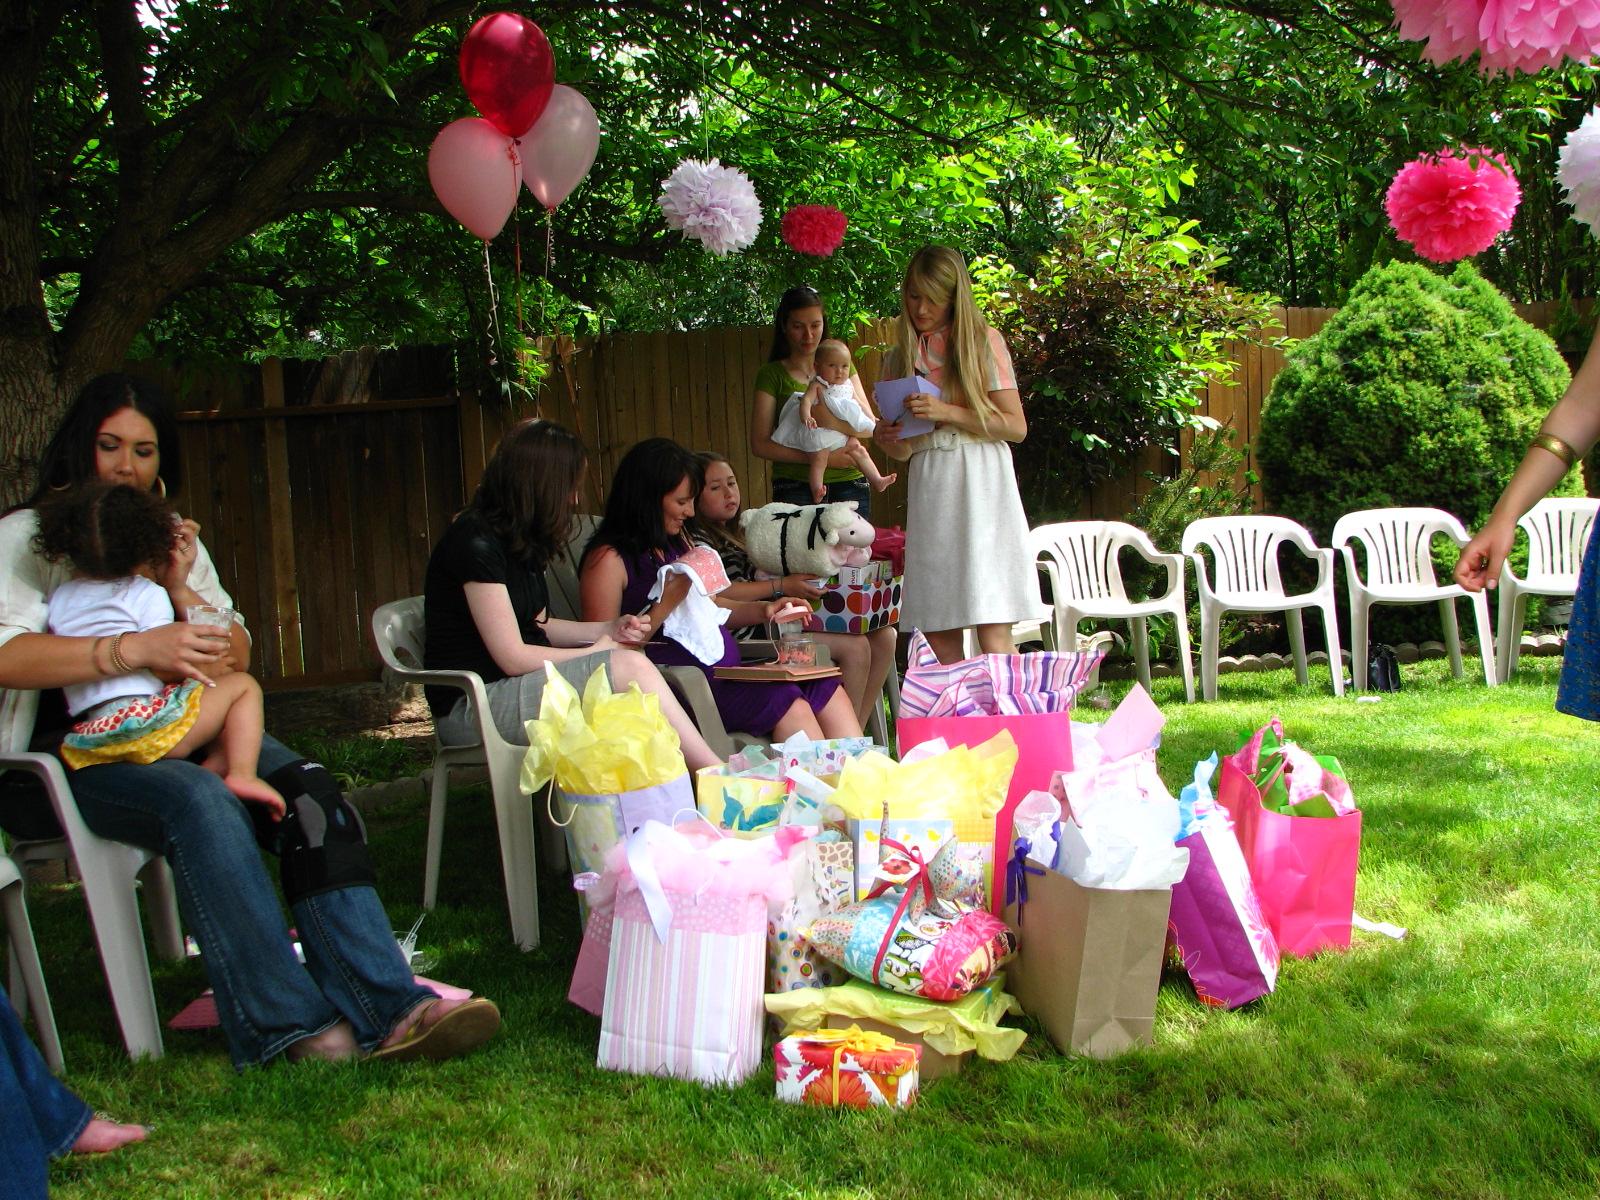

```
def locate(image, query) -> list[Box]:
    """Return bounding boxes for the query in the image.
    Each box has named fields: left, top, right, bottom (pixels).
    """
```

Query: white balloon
left=518, top=85, right=601, bottom=210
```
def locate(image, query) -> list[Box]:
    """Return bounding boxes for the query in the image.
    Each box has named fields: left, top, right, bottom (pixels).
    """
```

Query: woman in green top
left=750, top=286, right=879, bottom=517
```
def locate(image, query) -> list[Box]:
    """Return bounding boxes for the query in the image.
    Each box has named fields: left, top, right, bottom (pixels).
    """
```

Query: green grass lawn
left=28, top=658, right=1600, bottom=1199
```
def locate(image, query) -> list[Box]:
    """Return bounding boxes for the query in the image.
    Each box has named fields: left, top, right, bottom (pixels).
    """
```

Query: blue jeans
left=771, top=475, right=871, bottom=519
left=69, top=735, right=432, bottom=1069
left=0, top=995, right=88, bottom=1199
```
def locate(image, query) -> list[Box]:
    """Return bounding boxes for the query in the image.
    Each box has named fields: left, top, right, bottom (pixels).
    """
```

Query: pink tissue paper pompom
left=1384, top=149, right=1521, bottom=262
left=1558, top=107, right=1600, bottom=236
left=780, top=205, right=848, bottom=256
left=1389, top=0, right=1600, bottom=74
left=657, top=158, right=763, bottom=255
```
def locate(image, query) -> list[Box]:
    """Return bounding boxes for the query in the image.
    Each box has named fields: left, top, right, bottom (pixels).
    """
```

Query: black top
left=422, top=510, right=550, bottom=719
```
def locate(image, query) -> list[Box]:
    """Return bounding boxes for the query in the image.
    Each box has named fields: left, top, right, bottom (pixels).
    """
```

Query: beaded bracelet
left=1531, top=432, right=1578, bottom=468
left=108, top=632, right=133, bottom=675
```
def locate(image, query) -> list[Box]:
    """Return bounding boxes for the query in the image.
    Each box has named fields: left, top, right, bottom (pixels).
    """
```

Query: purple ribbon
left=1005, top=839, right=1045, bottom=917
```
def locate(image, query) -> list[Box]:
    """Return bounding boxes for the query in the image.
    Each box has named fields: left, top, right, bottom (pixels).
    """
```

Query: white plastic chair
left=1497, top=498, right=1599, bottom=683
left=1181, top=516, right=1344, bottom=701
left=371, top=597, right=547, bottom=951
left=1029, top=521, right=1196, bottom=702
left=0, top=752, right=184, bottom=1060
left=1331, top=507, right=1496, bottom=691
left=2, top=851, right=62, bottom=1072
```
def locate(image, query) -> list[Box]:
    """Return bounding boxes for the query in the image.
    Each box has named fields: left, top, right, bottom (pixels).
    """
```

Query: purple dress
left=618, top=544, right=840, bottom=736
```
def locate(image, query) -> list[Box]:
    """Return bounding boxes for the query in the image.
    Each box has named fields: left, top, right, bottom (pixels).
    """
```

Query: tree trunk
left=0, top=0, right=67, bottom=506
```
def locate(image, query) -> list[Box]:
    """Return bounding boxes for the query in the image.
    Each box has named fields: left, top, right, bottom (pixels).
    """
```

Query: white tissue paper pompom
left=1559, top=108, right=1600, bottom=236
left=657, top=158, right=762, bottom=255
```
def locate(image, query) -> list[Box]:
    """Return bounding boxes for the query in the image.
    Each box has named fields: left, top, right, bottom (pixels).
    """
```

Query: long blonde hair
left=886, top=245, right=999, bottom=428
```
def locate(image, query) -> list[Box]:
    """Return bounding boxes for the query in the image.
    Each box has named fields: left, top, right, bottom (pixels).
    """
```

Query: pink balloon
left=517, top=85, right=600, bottom=210
left=427, top=118, right=522, bottom=241
left=459, top=12, right=554, bottom=138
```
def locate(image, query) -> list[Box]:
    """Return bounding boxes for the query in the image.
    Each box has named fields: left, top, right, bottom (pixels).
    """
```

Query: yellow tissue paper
left=519, top=663, right=685, bottom=796
left=829, top=733, right=1016, bottom=835
left=764, top=978, right=1025, bottom=1061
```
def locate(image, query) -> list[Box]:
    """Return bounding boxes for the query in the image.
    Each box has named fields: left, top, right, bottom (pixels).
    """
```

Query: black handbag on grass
left=1367, top=643, right=1401, bottom=692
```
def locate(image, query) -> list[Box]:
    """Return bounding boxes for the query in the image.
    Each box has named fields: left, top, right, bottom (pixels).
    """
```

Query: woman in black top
left=423, top=419, right=719, bottom=770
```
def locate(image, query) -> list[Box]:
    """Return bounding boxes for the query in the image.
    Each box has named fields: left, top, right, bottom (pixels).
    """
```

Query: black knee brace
left=261, top=759, right=377, bottom=904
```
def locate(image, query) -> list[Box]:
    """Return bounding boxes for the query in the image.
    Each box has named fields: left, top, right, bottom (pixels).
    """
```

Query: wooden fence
left=145, top=302, right=1583, bottom=689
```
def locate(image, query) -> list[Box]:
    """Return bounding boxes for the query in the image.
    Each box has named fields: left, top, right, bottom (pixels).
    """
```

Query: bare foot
left=72, top=1117, right=148, bottom=1154
left=811, top=487, right=827, bottom=504
left=225, top=774, right=286, bottom=821
left=285, top=1019, right=359, bottom=1063
left=872, top=472, right=898, bottom=492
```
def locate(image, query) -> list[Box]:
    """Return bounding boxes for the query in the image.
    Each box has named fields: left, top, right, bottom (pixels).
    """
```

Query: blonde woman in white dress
left=875, top=245, right=1041, bottom=664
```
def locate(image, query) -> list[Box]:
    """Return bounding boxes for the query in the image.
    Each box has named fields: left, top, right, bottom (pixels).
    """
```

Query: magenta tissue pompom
left=780, top=205, right=848, bottom=256
left=1389, top=0, right=1600, bottom=74
left=1384, top=149, right=1520, bottom=262
left=657, top=158, right=762, bottom=255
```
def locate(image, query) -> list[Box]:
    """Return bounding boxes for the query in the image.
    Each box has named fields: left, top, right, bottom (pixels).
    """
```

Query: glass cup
left=187, top=604, right=235, bottom=628
left=774, top=631, right=818, bottom=668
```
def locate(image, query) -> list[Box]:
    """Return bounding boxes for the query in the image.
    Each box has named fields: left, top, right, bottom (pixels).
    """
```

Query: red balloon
left=459, top=12, right=554, bottom=138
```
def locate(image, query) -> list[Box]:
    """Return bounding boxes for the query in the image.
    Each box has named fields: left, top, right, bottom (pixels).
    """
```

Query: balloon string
left=542, top=207, right=554, bottom=332
left=513, top=201, right=525, bottom=346
left=483, top=240, right=505, bottom=392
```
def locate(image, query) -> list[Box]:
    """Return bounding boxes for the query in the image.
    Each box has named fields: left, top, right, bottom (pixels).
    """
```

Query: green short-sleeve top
left=753, top=358, right=865, bottom=485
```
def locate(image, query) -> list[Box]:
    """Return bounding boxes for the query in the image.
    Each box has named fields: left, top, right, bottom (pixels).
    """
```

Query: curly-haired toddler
left=33, top=482, right=284, bottom=818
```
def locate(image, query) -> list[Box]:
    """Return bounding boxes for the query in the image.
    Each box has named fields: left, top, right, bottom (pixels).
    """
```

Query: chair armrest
left=1122, top=534, right=1185, bottom=599
left=0, top=751, right=93, bottom=846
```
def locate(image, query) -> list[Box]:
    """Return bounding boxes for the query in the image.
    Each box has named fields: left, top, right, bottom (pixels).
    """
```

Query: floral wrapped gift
left=773, top=1025, right=920, bottom=1109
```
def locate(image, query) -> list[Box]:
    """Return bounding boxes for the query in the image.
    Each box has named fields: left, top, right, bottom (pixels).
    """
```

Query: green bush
left=1257, top=260, right=1579, bottom=542
left=986, top=203, right=1277, bottom=520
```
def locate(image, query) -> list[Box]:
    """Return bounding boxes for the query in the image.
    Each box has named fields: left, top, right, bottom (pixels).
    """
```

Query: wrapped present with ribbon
left=765, top=978, right=1026, bottom=1079
left=694, top=734, right=876, bottom=837
left=773, top=1024, right=920, bottom=1108
left=805, top=831, right=1015, bottom=1002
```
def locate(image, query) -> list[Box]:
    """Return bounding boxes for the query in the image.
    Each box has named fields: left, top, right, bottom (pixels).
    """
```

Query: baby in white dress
left=771, top=339, right=897, bottom=502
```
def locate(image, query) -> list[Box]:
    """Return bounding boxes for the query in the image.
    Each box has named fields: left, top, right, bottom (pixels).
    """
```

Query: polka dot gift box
left=806, top=572, right=902, bottom=635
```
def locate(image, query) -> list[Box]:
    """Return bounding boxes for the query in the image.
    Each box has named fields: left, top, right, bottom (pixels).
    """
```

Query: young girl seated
left=770, top=339, right=896, bottom=503
left=34, top=481, right=284, bottom=819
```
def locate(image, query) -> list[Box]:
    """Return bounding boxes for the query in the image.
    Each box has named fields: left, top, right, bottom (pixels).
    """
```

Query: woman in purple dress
left=579, top=439, right=861, bottom=740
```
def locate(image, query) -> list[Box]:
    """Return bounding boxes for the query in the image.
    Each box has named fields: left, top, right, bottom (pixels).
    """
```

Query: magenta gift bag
left=1167, top=819, right=1279, bottom=1010
left=1217, top=723, right=1362, bottom=958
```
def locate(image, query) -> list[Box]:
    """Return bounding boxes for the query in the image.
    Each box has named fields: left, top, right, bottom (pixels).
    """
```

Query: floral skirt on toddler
left=61, top=680, right=205, bottom=768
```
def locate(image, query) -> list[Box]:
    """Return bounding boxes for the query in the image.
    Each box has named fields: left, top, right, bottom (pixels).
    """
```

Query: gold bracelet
left=108, top=632, right=132, bottom=675
left=1531, top=432, right=1579, bottom=468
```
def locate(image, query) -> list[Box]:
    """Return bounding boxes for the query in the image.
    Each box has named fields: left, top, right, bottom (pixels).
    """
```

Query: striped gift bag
left=898, top=630, right=1102, bottom=718
left=598, top=887, right=768, bottom=1086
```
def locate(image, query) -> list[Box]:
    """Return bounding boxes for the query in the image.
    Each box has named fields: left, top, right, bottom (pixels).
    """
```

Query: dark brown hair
left=15, top=374, right=183, bottom=513
left=32, top=481, right=179, bottom=579
left=767, top=286, right=827, bottom=362
left=468, top=419, right=588, bottom=569
left=689, top=449, right=745, bottom=561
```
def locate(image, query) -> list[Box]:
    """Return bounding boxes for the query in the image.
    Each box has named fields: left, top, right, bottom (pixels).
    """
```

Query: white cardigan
left=0, top=507, right=240, bottom=753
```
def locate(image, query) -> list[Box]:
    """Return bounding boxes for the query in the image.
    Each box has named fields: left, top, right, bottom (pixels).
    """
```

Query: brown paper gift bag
left=1004, top=867, right=1172, bottom=1059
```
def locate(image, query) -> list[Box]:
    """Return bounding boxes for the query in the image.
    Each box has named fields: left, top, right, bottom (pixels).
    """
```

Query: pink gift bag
left=597, top=888, right=768, bottom=1086
left=1167, top=817, right=1280, bottom=1010
left=1217, top=721, right=1362, bottom=958
left=896, top=631, right=1094, bottom=913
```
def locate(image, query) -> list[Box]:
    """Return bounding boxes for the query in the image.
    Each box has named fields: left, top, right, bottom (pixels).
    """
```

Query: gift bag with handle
left=895, top=630, right=1101, bottom=913
left=1217, top=719, right=1361, bottom=957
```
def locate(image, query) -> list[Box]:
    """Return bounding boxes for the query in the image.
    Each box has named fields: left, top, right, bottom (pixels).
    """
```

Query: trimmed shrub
left=1256, top=260, right=1579, bottom=543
